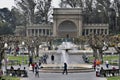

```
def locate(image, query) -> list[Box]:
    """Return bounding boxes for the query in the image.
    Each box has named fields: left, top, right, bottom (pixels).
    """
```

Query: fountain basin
left=40, top=64, right=94, bottom=73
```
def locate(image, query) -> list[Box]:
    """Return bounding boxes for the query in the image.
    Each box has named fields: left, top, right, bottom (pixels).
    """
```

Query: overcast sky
left=0, top=0, right=60, bottom=10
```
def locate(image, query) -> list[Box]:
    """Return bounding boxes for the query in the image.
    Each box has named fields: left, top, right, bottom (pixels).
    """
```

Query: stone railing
left=84, top=24, right=109, bottom=27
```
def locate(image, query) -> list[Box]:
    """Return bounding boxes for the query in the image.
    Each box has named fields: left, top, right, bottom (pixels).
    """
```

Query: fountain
left=58, top=42, right=73, bottom=65
left=61, top=50, right=69, bottom=64
left=40, top=39, right=93, bottom=73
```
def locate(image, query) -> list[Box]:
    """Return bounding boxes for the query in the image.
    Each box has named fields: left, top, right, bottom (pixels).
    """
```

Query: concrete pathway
left=21, top=71, right=107, bottom=80
left=2, top=63, right=108, bottom=80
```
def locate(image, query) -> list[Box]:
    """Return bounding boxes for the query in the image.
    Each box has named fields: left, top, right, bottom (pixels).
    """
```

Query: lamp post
left=116, top=12, right=119, bottom=33
left=22, top=41, right=25, bottom=65
left=4, top=43, right=8, bottom=71
left=29, top=40, right=34, bottom=64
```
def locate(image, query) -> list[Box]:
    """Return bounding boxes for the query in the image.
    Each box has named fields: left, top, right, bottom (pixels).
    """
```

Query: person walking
left=51, top=54, right=54, bottom=64
left=96, top=65, right=100, bottom=77
left=35, top=63, right=39, bottom=77
left=93, top=59, right=96, bottom=70
left=62, top=63, right=68, bottom=75
left=28, top=56, right=33, bottom=67
left=31, top=62, right=35, bottom=73
left=105, top=60, right=109, bottom=68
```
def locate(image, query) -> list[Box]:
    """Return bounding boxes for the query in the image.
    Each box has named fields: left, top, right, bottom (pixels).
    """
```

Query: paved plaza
left=21, top=62, right=118, bottom=80
left=2, top=64, right=111, bottom=80
left=8, top=54, right=109, bottom=80
left=21, top=71, right=107, bottom=80
left=3, top=53, right=118, bottom=80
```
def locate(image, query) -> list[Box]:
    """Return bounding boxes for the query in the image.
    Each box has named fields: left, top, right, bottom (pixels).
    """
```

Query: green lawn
left=107, top=76, right=120, bottom=80
left=8, top=55, right=29, bottom=65
left=103, top=55, right=119, bottom=61
left=1, top=76, right=20, bottom=80
left=89, top=55, right=119, bottom=65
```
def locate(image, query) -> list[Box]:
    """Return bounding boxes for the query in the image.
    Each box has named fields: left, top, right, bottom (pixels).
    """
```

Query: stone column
left=92, top=29, right=94, bottom=34
left=78, top=16, right=82, bottom=37
left=38, top=29, right=39, bottom=36
left=84, top=29, right=86, bottom=36
left=99, top=29, right=102, bottom=34
left=53, top=19, right=57, bottom=36
left=49, top=29, right=50, bottom=36
left=107, top=29, right=109, bottom=35
left=41, top=29, right=43, bottom=36
left=31, top=29, right=33, bottom=36
left=26, top=29, right=29, bottom=36
left=34, top=29, right=35, bottom=36
left=29, top=29, right=31, bottom=36
left=96, top=29, right=98, bottom=34
left=45, top=29, right=47, bottom=36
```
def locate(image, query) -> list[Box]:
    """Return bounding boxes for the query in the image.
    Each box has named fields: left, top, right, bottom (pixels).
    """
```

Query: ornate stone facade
left=16, top=8, right=109, bottom=37
left=53, top=8, right=83, bottom=37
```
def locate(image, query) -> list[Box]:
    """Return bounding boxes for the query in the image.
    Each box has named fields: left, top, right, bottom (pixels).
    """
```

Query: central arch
left=58, top=20, right=77, bottom=37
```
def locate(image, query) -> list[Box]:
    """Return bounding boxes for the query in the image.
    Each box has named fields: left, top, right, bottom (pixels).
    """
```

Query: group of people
left=29, top=54, right=68, bottom=77
left=10, top=66, right=27, bottom=77
left=31, top=62, right=41, bottom=77
left=93, top=59, right=103, bottom=77
left=39, top=54, right=48, bottom=64
left=93, top=59, right=110, bottom=70
left=93, top=59, right=117, bottom=77
left=7, top=46, right=20, bottom=55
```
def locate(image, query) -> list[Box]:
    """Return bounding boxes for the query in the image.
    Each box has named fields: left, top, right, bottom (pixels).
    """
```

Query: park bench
left=6, top=69, right=28, bottom=77
left=100, top=69, right=119, bottom=77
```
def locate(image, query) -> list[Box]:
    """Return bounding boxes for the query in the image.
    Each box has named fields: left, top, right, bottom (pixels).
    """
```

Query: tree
left=15, top=0, right=36, bottom=25
left=14, top=0, right=52, bottom=24
left=11, top=7, right=26, bottom=26
left=59, top=0, right=84, bottom=8
left=0, top=36, right=5, bottom=69
left=87, top=34, right=108, bottom=62
left=0, top=8, right=16, bottom=34
left=111, top=0, right=120, bottom=32
left=96, top=0, right=116, bottom=32
left=0, top=22, right=13, bottom=35
left=36, top=0, right=52, bottom=24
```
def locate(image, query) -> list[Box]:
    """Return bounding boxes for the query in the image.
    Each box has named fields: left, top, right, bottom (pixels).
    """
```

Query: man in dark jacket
left=51, top=54, right=54, bottom=64
left=62, top=63, right=68, bottom=75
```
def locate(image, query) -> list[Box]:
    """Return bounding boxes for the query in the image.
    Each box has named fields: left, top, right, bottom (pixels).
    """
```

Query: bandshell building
left=16, top=8, right=109, bottom=37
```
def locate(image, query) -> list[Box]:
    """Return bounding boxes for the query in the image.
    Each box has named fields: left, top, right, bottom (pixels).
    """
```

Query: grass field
left=1, top=76, right=20, bottom=80
left=107, top=76, right=120, bottom=80
left=89, top=55, right=119, bottom=65
left=8, top=55, right=29, bottom=65
left=103, top=55, right=119, bottom=61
